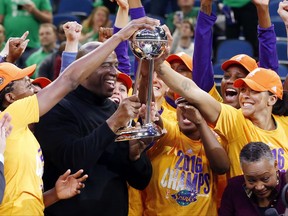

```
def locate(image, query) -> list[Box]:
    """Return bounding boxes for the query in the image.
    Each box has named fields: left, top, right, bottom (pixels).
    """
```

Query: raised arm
left=113, top=0, right=131, bottom=74
left=129, top=0, right=146, bottom=76
left=0, top=31, right=29, bottom=64
left=254, top=0, right=279, bottom=72
left=192, top=0, right=216, bottom=92
left=36, top=17, right=160, bottom=117
left=157, top=62, right=221, bottom=124
left=59, top=22, right=81, bottom=73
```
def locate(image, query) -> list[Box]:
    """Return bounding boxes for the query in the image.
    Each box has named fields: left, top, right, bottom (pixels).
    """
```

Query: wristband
left=0, top=55, right=7, bottom=63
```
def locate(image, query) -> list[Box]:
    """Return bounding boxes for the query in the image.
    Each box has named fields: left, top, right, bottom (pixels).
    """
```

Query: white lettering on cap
left=247, top=68, right=260, bottom=78
left=178, top=52, right=185, bottom=57
left=271, top=86, right=277, bottom=93
left=235, top=54, right=245, bottom=61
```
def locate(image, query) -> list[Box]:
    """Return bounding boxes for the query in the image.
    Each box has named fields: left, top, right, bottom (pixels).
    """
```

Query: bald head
left=76, top=41, right=103, bottom=59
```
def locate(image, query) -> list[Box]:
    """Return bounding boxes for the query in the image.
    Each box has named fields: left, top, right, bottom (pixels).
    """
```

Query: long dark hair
left=272, top=90, right=288, bottom=116
left=0, top=81, right=15, bottom=111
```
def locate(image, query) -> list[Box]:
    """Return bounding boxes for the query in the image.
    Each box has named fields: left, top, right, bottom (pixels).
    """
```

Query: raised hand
left=252, top=0, right=269, bottom=7
left=278, top=0, right=288, bottom=26
left=63, top=21, right=82, bottom=52
left=178, top=102, right=205, bottom=125
left=63, top=21, right=82, bottom=42
left=55, top=169, right=88, bottom=200
left=112, top=0, right=129, bottom=9
left=1, top=31, right=29, bottom=63
left=99, top=27, right=113, bottom=42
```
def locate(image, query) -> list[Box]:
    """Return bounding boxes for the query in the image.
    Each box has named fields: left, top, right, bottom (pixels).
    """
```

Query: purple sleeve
left=60, top=52, right=77, bottom=73
left=113, top=26, right=131, bottom=75
left=192, top=11, right=217, bottom=93
left=129, top=7, right=146, bottom=76
left=0, top=56, right=4, bottom=63
left=129, top=7, right=146, bottom=20
left=258, top=25, right=279, bottom=73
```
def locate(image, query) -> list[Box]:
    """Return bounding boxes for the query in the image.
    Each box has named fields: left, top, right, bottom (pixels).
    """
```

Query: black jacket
left=35, top=85, right=152, bottom=216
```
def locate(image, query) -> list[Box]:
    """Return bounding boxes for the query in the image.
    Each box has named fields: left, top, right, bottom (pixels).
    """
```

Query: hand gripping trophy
left=115, top=26, right=168, bottom=142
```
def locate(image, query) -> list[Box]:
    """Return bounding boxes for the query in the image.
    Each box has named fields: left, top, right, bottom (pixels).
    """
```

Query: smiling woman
left=218, top=142, right=287, bottom=216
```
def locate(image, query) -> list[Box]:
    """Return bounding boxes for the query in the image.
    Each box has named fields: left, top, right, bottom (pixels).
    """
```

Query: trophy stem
left=145, top=58, right=154, bottom=124
left=132, top=58, right=143, bottom=95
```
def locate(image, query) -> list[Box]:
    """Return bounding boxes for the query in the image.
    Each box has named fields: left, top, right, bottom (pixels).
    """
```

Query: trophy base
left=115, top=123, right=164, bottom=142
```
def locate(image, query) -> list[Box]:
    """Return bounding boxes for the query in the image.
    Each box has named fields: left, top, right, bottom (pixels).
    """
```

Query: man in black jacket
left=34, top=21, right=153, bottom=216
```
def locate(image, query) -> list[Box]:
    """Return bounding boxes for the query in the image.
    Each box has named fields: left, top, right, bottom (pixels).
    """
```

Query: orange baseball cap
left=117, top=72, right=133, bottom=90
left=166, top=52, right=193, bottom=71
left=234, top=67, right=283, bottom=99
left=221, top=54, right=258, bottom=72
left=32, top=77, right=52, bottom=89
left=0, top=63, right=36, bottom=91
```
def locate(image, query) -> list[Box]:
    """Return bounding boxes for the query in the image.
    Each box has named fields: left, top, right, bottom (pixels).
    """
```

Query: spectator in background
left=149, top=0, right=179, bottom=20
left=171, top=19, right=195, bottom=55
left=0, top=24, right=5, bottom=51
left=80, top=6, right=111, bottom=44
left=38, top=41, right=66, bottom=81
left=221, top=0, right=259, bottom=59
left=0, top=0, right=53, bottom=68
left=26, top=23, right=58, bottom=78
left=56, top=23, right=66, bottom=46
left=219, top=142, right=287, bottom=215
left=166, top=0, right=199, bottom=33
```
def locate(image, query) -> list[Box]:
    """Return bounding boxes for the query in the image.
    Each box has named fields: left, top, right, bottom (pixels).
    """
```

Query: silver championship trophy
left=115, top=26, right=168, bottom=142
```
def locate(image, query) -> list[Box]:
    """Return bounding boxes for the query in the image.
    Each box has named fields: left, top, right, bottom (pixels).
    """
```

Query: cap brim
left=166, top=54, right=192, bottom=71
left=32, top=77, right=51, bottom=89
left=234, top=78, right=267, bottom=92
left=166, top=54, right=181, bottom=63
left=117, top=73, right=132, bottom=90
left=15, top=64, right=36, bottom=80
left=221, top=60, right=250, bottom=72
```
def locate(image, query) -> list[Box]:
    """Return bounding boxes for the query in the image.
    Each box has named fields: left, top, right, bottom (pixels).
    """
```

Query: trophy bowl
left=115, top=27, right=168, bottom=142
left=129, top=26, right=168, bottom=60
